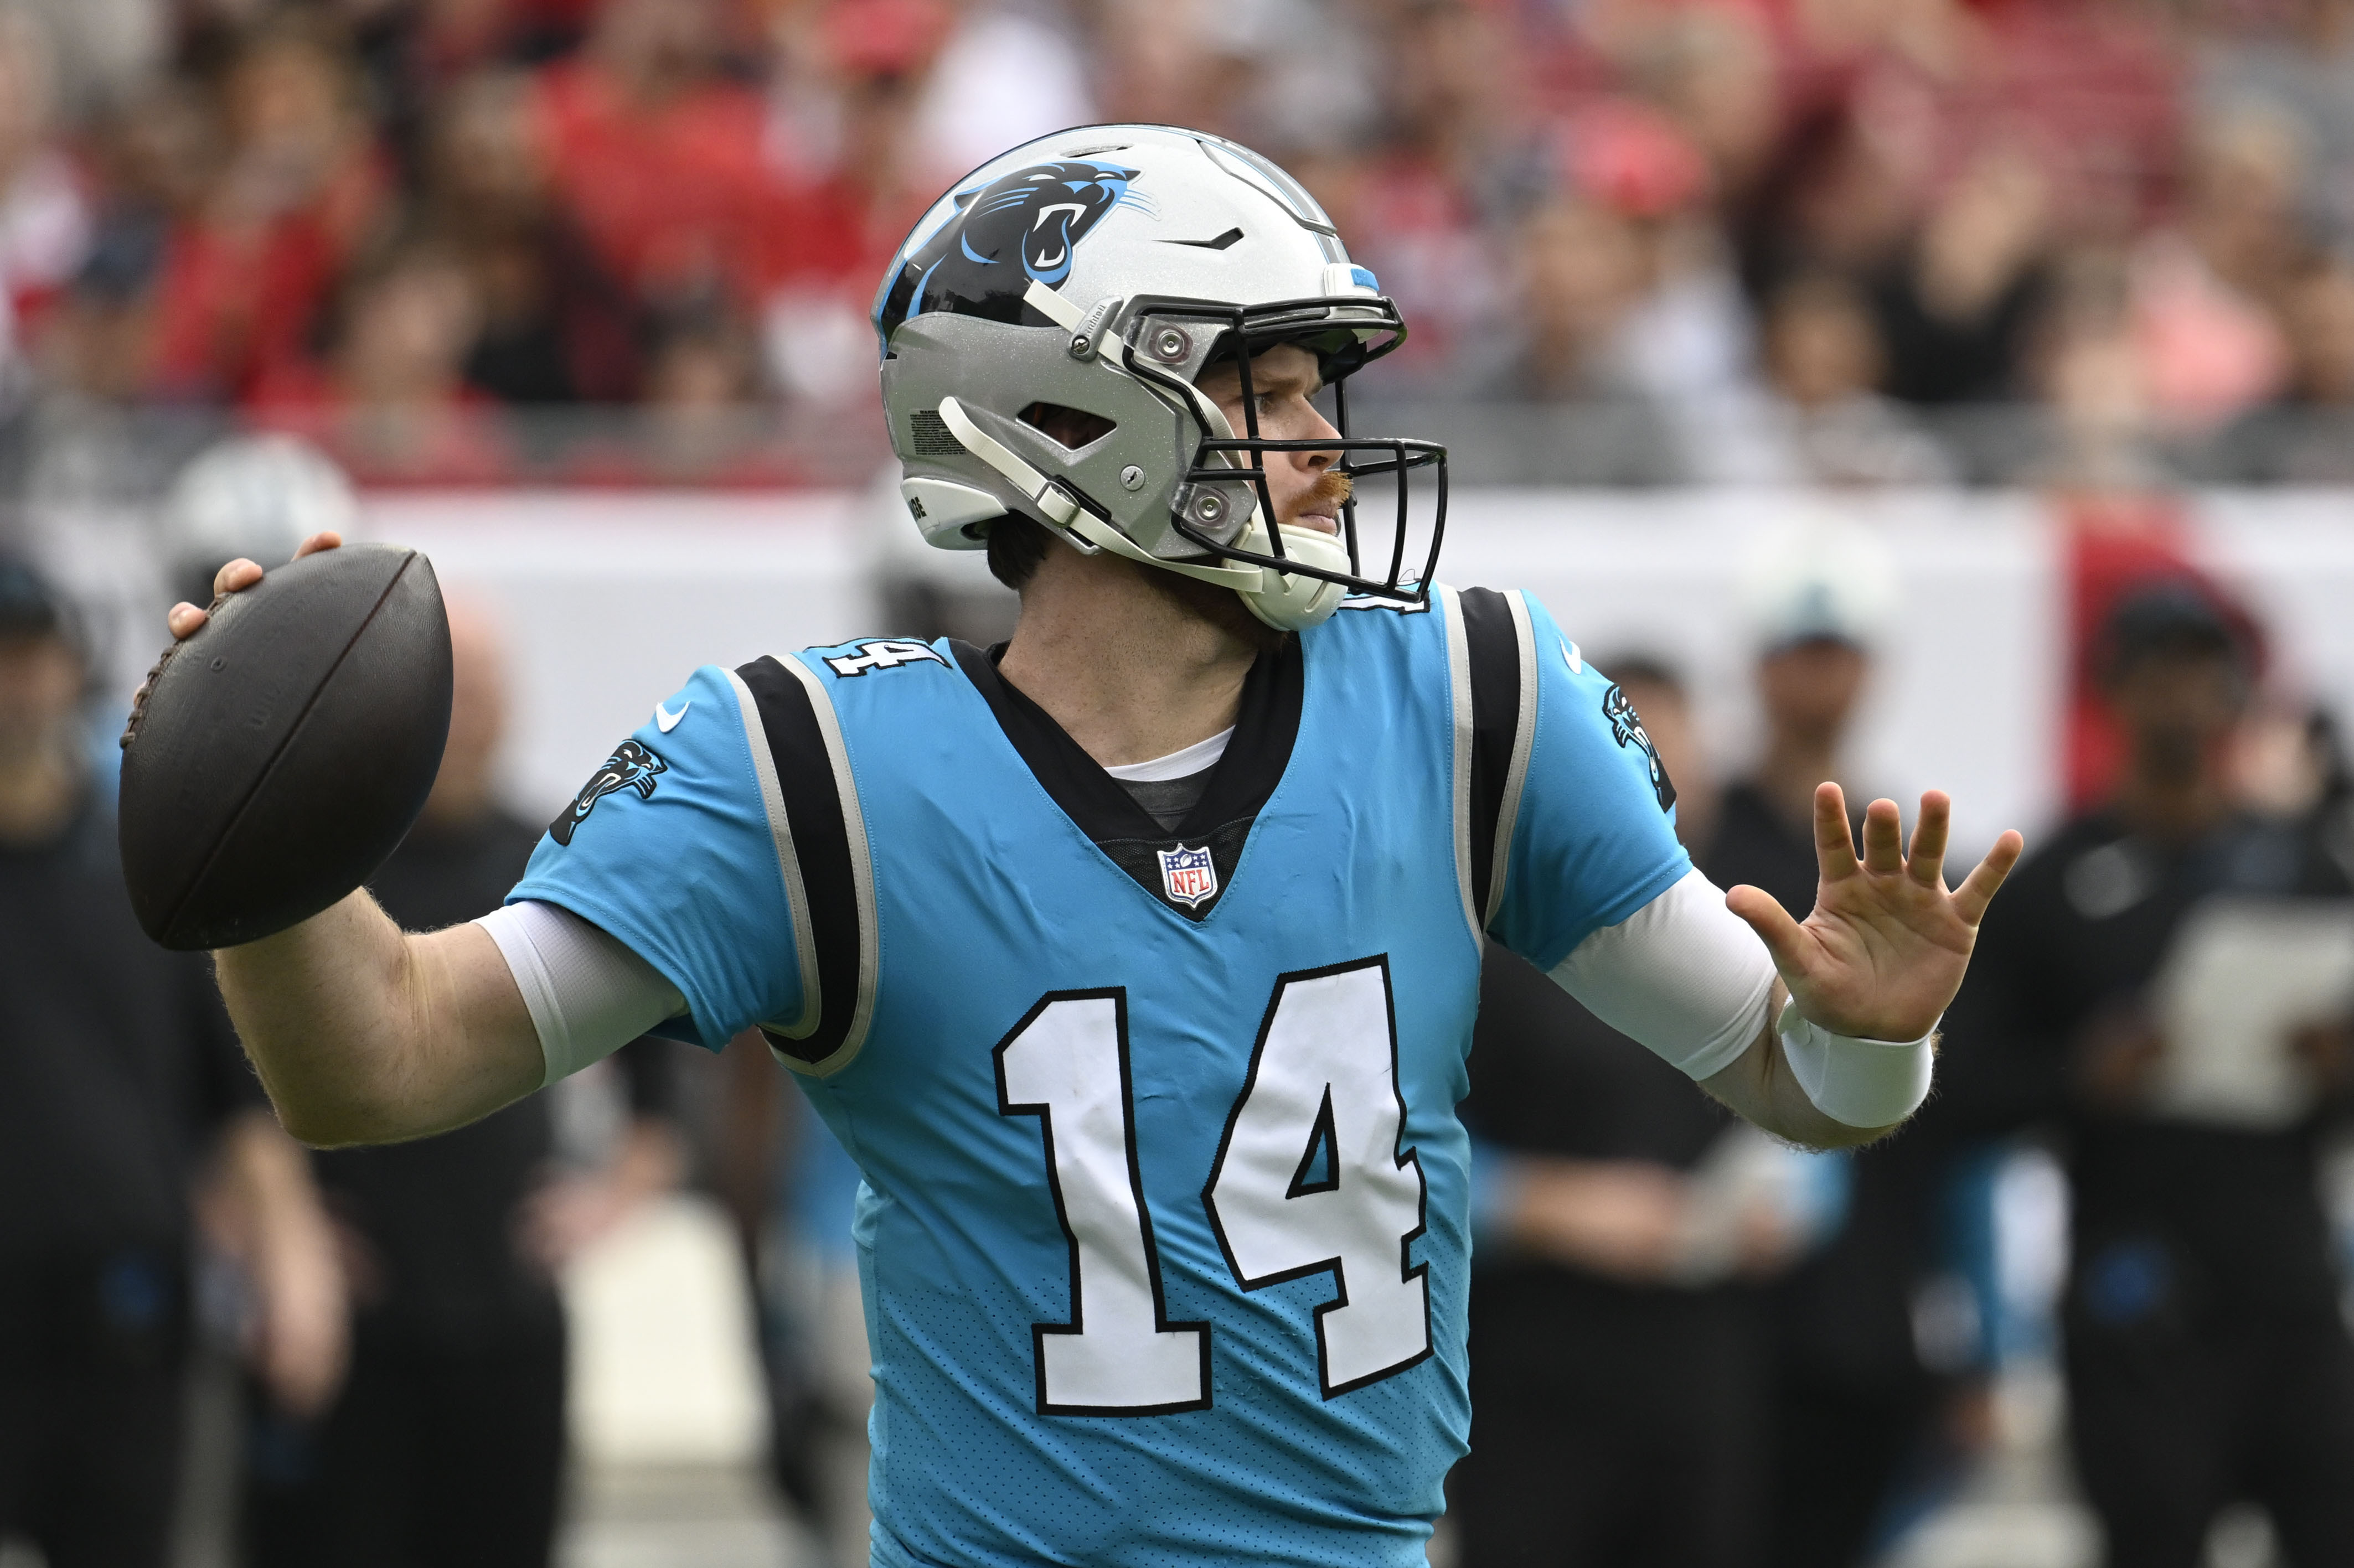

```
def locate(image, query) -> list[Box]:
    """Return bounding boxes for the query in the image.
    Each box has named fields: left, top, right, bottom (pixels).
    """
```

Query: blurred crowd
left=6, top=0, right=2354, bottom=484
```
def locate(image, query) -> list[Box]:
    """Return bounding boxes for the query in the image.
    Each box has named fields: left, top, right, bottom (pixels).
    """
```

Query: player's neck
left=997, top=546, right=1272, bottom=769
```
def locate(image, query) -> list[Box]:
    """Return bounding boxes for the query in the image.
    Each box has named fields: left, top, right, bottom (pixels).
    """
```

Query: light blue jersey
left=513, top=587, right=1688, bottom=1566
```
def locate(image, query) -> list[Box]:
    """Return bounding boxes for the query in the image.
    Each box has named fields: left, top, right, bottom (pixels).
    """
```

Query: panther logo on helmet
left=875, top=160, right=1142, bottom=344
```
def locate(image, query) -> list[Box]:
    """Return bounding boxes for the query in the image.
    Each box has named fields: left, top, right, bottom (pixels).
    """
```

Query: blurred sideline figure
left=240, top=599, right=685, bottom=1568
left=1453, top=660, right=1831, bottom=1567
left=1945, top=586, right=2354, bottom=1566
left=1703, top=543, right=1970, bottom=1567
left=0, top=555, right=339, bottom=1568
left=720, top=1030, right=874, bottom=1568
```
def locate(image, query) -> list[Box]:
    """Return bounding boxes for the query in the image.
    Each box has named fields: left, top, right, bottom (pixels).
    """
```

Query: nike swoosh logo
left=1162, top=227, right=1243, bottom=250
left=654, top=700, right=689, bottom=733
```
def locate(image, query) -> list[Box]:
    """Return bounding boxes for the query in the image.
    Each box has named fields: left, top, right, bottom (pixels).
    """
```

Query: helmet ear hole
left=1018, top=402, right=1117, bottom=451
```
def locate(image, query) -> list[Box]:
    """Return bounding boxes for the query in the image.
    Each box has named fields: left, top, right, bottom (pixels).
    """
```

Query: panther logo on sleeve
left=1601, top=684, right=1677, bottom=813
left=875, top=160, right=1142, bottom=340
left=549, top=741, right=668, bottom=846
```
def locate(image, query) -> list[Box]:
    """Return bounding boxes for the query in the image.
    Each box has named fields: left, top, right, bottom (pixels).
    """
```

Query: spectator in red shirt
left=147, top=14, right=391, bottom=402
left=526, top=0, right=790, bottom=313
left=33, top=80, right=227, bottom=404
left=425, top=70, right=643, bottom=404
left=254, top=231, right=513, bottom=485
left=755, top=0, right=951, bottom=406
left=0, top=7, right=90, bottom=411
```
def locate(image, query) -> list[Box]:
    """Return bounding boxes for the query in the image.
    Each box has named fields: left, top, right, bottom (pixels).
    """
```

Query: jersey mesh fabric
left=510, top=589, right=1687, bottom=1565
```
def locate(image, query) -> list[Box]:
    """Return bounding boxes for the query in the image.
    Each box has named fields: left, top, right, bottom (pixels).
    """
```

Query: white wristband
left=1776, top=1000, right=1935, bottom=1129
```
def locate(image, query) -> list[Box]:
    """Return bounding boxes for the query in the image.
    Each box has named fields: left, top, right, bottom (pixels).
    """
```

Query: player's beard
left=1134, top=556, right=1287, bottom=655
left=1136, top=471, right=1352, bottom=654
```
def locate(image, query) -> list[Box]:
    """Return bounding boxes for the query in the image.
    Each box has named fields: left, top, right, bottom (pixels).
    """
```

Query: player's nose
left=1295, top=403, right=1342, bottom=470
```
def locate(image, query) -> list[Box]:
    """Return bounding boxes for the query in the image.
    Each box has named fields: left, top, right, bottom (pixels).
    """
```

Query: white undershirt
left=1100, top=726, right=1233, bottom=783
left=478, top=863, right=1780, bottom=1093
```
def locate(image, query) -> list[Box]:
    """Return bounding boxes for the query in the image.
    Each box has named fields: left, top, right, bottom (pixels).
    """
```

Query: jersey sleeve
left=508, top=665, right=803, bottom=1052
left=1482, top=592, right=1693, bottom=972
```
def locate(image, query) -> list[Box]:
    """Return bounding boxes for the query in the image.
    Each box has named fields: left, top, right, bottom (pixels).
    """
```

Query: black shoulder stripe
left=736, top=655, right=864, bottom=1067
left=1457, top=587, right=1524, bottom=924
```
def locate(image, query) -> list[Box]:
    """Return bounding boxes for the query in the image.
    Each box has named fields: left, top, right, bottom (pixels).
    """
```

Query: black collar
left=949, top=637, right=1303, bottom=846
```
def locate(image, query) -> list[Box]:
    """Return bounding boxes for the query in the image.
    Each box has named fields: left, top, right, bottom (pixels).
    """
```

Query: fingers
left=1952, top=829, right=2026, bottom=929
left=1813, top=783, right=1860, bottom=881
left=185, top=539, right=334, bottom=643
left=1726, top=883, right=1808, bottom=974
left=1859, top=796, right=1904, bottom=876
left=1907, top=790, right=1951, bottom=888
left=211, top=557, right=264, bottom=598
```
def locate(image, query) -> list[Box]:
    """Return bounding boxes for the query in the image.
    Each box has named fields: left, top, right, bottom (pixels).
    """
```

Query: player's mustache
left=1292, top=470, right=1352, bottom=518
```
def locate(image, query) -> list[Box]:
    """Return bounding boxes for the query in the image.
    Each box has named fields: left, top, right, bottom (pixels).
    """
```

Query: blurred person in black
left=1943, top=586, right=2354, bottom=1567
left=1453, top=660, right=1827, bottom=1568
left=1869, top=147, right=2053, bottom=408
left=1707, top=550, right=1881, bottom=941
left=1702, top=551, right=1966, bottom=1568
left=242, top=599, right=685, bottom=1568
left=0, top=554, right=342, bottom=1568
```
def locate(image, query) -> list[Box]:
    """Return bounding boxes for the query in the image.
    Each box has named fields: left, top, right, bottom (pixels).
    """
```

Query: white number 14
left=993, top=957, right=1431, bottom=1415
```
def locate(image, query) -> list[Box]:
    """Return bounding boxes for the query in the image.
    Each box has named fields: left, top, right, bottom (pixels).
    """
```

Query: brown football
left=118, top=543, right=452, bottom=950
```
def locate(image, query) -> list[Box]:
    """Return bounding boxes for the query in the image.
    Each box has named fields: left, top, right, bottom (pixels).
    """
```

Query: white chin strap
left=933, top=395, right=1349, bottom=632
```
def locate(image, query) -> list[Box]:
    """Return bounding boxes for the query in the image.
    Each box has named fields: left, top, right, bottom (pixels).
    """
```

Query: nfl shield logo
left=1157, top=843, right=1219, bottom=910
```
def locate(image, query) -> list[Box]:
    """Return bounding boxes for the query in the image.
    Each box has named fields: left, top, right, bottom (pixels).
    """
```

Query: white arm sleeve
left=1546, top=868, right=1778, bottom=1081
left=476, top=900, right=688, bottom=1087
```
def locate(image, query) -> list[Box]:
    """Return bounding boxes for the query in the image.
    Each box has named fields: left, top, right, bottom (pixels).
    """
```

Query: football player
left=170, top=126, right=2021, bottom=1567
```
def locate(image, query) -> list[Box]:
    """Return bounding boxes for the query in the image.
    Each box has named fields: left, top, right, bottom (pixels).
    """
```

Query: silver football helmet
left=874, top=123, right=1446, bottom=631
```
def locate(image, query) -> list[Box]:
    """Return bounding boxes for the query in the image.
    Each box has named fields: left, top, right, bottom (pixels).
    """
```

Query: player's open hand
left=1726, top=784, right=2022, bottom=1042
left=163, top=530, right=343, bottom=641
